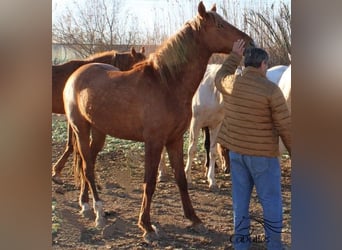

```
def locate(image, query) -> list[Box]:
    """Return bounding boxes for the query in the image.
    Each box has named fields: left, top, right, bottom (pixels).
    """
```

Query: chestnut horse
left=52, top=47, right=145, bottom=114
left=52, top=47, right=145, bottom=184
left=63, top=2, right=254, bottom=242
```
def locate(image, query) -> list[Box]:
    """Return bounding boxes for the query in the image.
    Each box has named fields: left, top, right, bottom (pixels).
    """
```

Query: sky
left=52, top=0, right=217, bottom=32
left=52, top=0, right=291, bottom=34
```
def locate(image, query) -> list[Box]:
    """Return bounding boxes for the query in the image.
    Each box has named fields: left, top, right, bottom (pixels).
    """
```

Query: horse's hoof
left=52, top=174, right=63, bottom=185
left=192, top=223, right=207, bottom=234
left=209, top=184, right=219, bottom=192
left=95, top=216, right=106, bottom=228
left=143, top=229, right=159, bottom=244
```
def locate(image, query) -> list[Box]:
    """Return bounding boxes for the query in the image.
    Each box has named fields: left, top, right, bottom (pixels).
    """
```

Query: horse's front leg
left=157, top=147, right=168, bottom=182
left=138, top=141, right=163, bottom=242
left=207, top=125, right=222, bottom=191
left=184, top=119, right=200, bottom=185
left=166, top=138, right=204, bottom=231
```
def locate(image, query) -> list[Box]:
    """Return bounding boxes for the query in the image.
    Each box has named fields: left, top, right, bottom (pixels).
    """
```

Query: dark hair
left=244, top=48, right=269, bottom=68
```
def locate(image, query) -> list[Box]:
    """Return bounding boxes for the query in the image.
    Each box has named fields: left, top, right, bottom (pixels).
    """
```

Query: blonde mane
left=148, top=17, right=202, bottom=85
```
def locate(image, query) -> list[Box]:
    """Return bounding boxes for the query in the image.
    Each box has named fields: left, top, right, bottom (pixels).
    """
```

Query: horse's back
left=191, top=64, right=224, bottom=127
left=63, top=62, right=171, bottom=141
left=193, top=64, right=222, bottom=108
left=63, top=63, right=120, bottom=113
left=266, top=65, right=288, bottom=85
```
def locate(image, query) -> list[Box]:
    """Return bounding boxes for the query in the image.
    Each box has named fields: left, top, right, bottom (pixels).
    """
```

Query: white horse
left=276, top=65, right=291, bottom=155
left=278, top=65, right=291, bottom=112
left=266, top=65, right=288, bottom=84
left=184, top=64, right=227, bottom=190
left=157, top=64, right=227, bottom=189
left=158, top=64, right=291, bottom=189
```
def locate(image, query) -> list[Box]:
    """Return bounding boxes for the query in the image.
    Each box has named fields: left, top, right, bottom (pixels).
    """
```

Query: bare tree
left=244, top=2, right=291, bottom=66
left=219, top=0, right=291, bottom=66
left=52, top=0, right=140, bottom=58
left=52, top=0, right=291, bottom=65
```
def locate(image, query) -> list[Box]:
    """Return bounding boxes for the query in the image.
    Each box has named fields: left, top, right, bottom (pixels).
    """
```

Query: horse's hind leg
left=166, top=138, right=204, bottom=231
left=90, top=128, right=106, bottom=163
left=217, top=144, right=230, bottom=173
left=203, top=126, right=210, bottom=169
left=90, top=127, right=106, bottom=182
left=138, top=140, right=163, bottom=242
left=203, top=126, right=219, bottom=175
left=52, top=123, right=74, bottom=184
left=72, top=122, right=105, bottom=228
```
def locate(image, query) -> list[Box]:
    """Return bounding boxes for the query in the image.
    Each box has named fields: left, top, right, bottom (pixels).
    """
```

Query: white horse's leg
left=207, top=125, right=221, bottom=190
left=158, top=147, right=168, bottom=182
left=185, top=119, right=200, bottom=185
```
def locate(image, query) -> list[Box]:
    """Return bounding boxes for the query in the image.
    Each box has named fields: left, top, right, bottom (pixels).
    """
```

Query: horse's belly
left=83, top=102, right=145, bottom=141
left=193, top=104, right=224, bottom=125
left=90, top=115, right=144, bottom=141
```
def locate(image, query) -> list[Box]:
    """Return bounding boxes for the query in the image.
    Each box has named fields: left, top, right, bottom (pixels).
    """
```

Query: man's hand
left=232, top=39, right=245, bottom=57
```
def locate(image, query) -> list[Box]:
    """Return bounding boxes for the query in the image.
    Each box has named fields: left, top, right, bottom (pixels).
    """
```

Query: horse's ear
left=198, top=1, right=207, bottom=19
left=211, top=4, right=217, bottom=12
left=140, top=46, right=145, bottom=54
left=131, top=47, right=137, bottom=56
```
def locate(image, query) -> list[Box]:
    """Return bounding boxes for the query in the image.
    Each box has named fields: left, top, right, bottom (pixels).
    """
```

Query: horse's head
left=113, top=47, right=146, bottom=71
left=130, top=46, right=146, bottom=65
left=195, top=1, right=255, bottom=54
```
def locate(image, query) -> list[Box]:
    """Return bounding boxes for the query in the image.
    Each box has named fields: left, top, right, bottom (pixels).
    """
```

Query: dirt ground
left=52, top=116, right=291, bottom=250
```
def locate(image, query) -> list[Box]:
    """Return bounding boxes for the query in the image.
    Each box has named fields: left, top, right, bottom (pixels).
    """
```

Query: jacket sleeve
left=270, top=87, right=292, bottom=156
left=215, top=52, right=242, bottom=94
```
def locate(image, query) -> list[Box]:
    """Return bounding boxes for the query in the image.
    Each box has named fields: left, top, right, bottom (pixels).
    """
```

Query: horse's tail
left=72, top=130, right=83, bottom=188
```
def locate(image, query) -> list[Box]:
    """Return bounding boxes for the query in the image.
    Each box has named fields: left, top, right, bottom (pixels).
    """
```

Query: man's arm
left=215, top=39, right=245, bottom=93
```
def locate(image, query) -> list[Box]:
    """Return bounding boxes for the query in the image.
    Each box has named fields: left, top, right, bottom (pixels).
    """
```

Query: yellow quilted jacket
left=215, top=52, right=291, bottom=157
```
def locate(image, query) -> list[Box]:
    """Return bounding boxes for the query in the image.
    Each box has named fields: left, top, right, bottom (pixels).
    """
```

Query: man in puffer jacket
left=215, top=39, right=291, bottom=250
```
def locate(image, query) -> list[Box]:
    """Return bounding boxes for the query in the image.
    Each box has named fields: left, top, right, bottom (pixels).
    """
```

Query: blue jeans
left=229, top=151, right=283, bottom=250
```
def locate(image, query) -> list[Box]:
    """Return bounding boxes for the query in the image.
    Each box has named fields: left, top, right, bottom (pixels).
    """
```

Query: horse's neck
left=158, top=27, right=212, bottom=99
left=113, top=53, right=131, bottom=70
left=63, top=60, right=88, bottom=72
left=179, top=58, right=211, bottom=99
left=87, top=55, right=113, bottom=64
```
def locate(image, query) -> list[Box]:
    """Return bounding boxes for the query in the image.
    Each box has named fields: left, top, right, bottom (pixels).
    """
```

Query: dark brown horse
left=52, top=47, right=145, bottom=184
left=63, top=2, right=254, bottom=242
